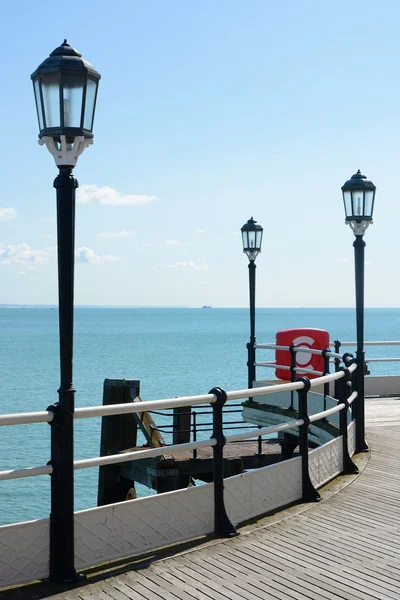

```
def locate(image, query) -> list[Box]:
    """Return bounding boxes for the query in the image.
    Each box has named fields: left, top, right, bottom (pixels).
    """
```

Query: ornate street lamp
left=241, top=217, right=263, bottom=390
left=31, top=40, right=101, bottom=583
left=342, top=170, right=376, bottom=453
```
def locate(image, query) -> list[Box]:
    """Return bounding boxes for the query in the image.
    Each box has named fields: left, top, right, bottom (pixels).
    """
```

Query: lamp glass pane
left=364, top=190, right=374, bottom=217
left=343, top=191, right=352, bottom=217
left=63, top=75, right=84, bottom=127
left=34, top=80, right=44, bottom=131
left=255, top=230, right=263, bottom=250
left=84, top=79, right=97, bottom=130
left=42, top=74, right=60, bottom=128
left=352, top=191, right=364, bottom=217
left=248, top=231, right=256, bottom=249
left=241, top=230, right=248, bottom=250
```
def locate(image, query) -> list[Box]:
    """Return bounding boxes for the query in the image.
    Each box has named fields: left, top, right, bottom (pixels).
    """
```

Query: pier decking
left=7, top=398, right=400, bottom=600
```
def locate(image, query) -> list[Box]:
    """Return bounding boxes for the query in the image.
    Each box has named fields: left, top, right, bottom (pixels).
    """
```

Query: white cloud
left=75, top=247, right=120, bottom=264
left=17, top=271, right=27, bottom=276
left=99, top=230, right=136, bottom=239
left=77, top=184, right=156, bottom=206
left=158, top=261, right=210, bottom=272
left=335, top=257, right=348, bottom=264
left=176, top=261, right=210, bottom=271
left=195, top=229, right=205, bottom=234
left=142, top=243, right=153, bottom=250
left=0, top=243, right=54, bottom=264
left=40, top=216, right=56, bottom=223
left=162, top=240, right=183, bottom=246
left=0, top=208, right=17, bottom=222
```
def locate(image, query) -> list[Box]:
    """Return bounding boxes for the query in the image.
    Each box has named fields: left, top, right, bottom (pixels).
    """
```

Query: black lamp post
left=31, top=40, right=101, bottom=583
left=341, top=170, right=376, bottom=453
left=241, top=217, right=263, bottom=391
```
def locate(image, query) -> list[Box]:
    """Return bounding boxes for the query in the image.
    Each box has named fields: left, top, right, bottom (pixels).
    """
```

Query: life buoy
left=275, top=328, right=329, bottom=381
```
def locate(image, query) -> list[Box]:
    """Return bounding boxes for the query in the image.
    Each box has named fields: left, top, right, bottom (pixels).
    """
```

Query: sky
left=0, top=0, right=399, bottom=307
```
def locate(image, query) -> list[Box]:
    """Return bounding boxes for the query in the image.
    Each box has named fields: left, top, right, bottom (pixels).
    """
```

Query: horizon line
left=0, top=304, right=398, bottom=310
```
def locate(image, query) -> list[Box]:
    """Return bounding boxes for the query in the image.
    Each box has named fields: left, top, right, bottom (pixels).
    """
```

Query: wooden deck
left=8, top=398, right=400, bottom=600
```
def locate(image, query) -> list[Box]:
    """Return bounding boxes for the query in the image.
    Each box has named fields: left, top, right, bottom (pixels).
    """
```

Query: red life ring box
left=275, top=328, right=329, bottom=381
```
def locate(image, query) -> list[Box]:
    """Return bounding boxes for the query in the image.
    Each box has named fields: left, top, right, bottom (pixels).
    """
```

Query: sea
left=1, top=306, right=399, bottom=525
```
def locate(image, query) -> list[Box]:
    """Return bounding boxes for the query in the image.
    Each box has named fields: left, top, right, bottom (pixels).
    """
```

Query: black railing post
left=247, top=259, right=256, bottom=399
left=296, top=377, right=321, bottom=502
left=353, top=234, right=369, bottom=452
left=46, top=168, right=81, bottom=583
left=209, top=387, right=238, bottom=538
left=192, top=411, right=198, bottom=459
left=334, top=340, right=341, bottom=399
left=337, top=368, right=359, bottom=475
left=289, top=344, right=296, bottom=411
left=321, top=348, right=330, bottom=413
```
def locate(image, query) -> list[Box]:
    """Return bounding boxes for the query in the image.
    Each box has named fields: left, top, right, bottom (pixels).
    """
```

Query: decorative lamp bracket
left=347, top=220, right=371, bottom=237
left=245, top=250, right=260, bottom=261
left=39, top=135, right=93, bottom=167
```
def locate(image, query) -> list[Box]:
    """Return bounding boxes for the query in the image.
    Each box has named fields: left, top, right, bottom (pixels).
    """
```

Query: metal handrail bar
left=347, top=391, right=358, bottom=405
left=0, top=363, right=357, bottom=426
left=333, top=341, right=400, bottom=346
left=1, top=384, right=356, bottom=480
left=74, top=393, right=216, bottom=420
left=74, top=438, right=217, bottom=471
left=225, top=419, right=304, bottom=444
left=257, top=340, right=400, bottom=348
left=0, top=411, right=54, bottom=427
left=0, top=464, right=53, bottom=481
left=226, top=367, right=351, bottom=403
left=0, top=363, right=359, bottom=480
left=148, top=403, right=244, bottom=417
left=309, top=403, right=345, bottom=423
left=254, top=344, right=348, bottom=360
left=365, top=358, right=400, bottom=363
left=226, top=381, right=304, bottom=401
left=255, top=362, right=324, bottom=376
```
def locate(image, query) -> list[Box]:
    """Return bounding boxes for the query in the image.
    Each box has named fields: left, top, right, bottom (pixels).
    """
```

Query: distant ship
left=202, top=305, right=212, bottom=309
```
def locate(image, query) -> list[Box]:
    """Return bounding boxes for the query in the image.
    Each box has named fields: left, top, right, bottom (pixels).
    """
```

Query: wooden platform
left=119, top=439, right=296, bottom=492
left=7, top=398, right=400, bottom=599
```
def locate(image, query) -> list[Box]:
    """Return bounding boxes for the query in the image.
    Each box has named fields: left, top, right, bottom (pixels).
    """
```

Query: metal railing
left=0, top=345, right=358, bottom=583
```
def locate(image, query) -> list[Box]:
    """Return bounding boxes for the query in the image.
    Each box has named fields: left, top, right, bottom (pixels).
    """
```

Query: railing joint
left=46, top=403, right=60, bottom=426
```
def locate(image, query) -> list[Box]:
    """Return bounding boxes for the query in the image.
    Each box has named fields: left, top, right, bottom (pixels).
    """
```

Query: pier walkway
left=8, top=398, right=400, bottom=600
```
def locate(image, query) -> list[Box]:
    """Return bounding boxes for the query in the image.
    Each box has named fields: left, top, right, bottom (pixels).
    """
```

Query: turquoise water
left=1, top=307, right=399, bottom=524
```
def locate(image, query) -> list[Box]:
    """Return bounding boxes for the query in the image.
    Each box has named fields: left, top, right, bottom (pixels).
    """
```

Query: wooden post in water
left=173, top=406, right=192, bottom=445
left=97, top=379, right=140, bottom=506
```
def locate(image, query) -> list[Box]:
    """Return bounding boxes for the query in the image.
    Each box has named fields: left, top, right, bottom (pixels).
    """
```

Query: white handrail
left=73, top=438, right=217, bottom=471
left=335, top=341, right=400, bottom=346
left=0, top=464, right=53, bottom=481
left=309, top=403, right=345, bottom=423
left=257, top=340, right=400, bottom=348
left=0, top=361, right=359, bottom=480
left=365, top=358, right=400, bottom=363
left=255, top=362, right=324, bottom=376
left=74, top=393, right=216, bottom=420
left=255, top=343, right=336, bottom=358
left=225, top=380, right=305, bottom=401
left=0, top=361, right=357, bottom=426
left=0, top=410, right=54, bottom=426
left=347, top=391, right=358, bottom=405
left=225, top=419, right=304, bottom=444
